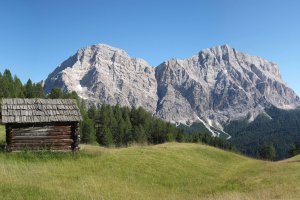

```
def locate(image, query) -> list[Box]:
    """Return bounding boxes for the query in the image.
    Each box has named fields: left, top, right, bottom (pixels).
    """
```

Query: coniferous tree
left=47, top=87, right=65, bottom=99
left=259, top=143, right=276, bottom=160
left=33, top=83, right=45, bottom=98
left=0, top=69, right=14, bottom=98
left=25, top=79, right=34, bottom=98
left=289, top=142, right=300, bottom=157
left=135, top=124, right=147, bottom=144
left=122, top=107, right=132, bottom=146
left=3, top=69, right=13, bottom=82
left=97, top=127, right=113, bottom=147
left=113, top=105, right=125, bottom=146
left=81, top=118, right=96, bottom=144
left=87, top=104, right=97, bottom=120
left=13, top=76, right=25, bottom=98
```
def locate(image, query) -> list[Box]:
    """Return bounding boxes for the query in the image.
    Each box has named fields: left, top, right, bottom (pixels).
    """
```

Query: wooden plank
left=12, top=141, right=73, bottom=147
left=12, top=142, right=73, bottom=146
left=11, top=126, right=71, bottom=133
left=11, top=146, right=72, bottom=151
left=11, top=132, right=71, bottom=137
left=11, top=144, right=72, bottom=147
left=12, top=137, right=72, bottom=141
left=12, top=135, right=72, bottom=141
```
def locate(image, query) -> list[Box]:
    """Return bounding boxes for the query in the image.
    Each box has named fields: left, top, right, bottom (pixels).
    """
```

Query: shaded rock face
left=44, top=44, right=158, bottom=113
left=45, top=44, right=300, bottom=129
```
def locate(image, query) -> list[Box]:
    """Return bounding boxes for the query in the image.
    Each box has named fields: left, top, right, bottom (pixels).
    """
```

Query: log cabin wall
left=6, top=122, right=80, bottom=152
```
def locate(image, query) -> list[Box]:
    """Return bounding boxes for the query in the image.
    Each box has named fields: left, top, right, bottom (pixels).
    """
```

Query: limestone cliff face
left=44, top=44, right=300, bottom=129
left=155, top=45, right=300, bottom=128
left=44, top=44, right=158, bottom=113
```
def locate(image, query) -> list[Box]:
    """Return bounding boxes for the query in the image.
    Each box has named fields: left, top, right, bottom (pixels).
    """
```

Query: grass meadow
left=0, top=125, right=299, bottom=199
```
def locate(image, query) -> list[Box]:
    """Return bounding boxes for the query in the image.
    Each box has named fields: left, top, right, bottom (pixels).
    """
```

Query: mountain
left=156, top=45, right=300, bottom=128
left=44, top=44, right=300, bottom=132
left=44, top=44, right=158, bottom=113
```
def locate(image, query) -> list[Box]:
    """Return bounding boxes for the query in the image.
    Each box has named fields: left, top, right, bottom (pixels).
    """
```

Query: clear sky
left=1, top=0, right=300, bottom=94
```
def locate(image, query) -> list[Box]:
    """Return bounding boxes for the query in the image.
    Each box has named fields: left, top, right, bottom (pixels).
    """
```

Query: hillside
left=0, top=127, right=300, bottom=199
left=225, top=106, right=300, bottom=159
left=0, top=125, right=4, bottom=142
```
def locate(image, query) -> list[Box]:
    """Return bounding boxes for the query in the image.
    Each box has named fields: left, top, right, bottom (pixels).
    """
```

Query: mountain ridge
left=44, top=44, right=300, bottom=131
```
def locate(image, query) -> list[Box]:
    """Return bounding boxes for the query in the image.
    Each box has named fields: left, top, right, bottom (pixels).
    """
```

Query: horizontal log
left=47, top=132, right=71, bottom=136
left=12, top=128, right=52, bottom=133
left=11, top=131, right=72, bottom=137
left=12, top=141, right=72, bottom=145
left=12, top=138, right=73, bottom=143
left=53, top=126, right=72, bottom=131
left=11, top=126, right=71, bottom=132
left=11, top=146, right=72, bottom=151
left=12, top=135, right=72, bottom=140
left=12, top=142, right=72, bottom=147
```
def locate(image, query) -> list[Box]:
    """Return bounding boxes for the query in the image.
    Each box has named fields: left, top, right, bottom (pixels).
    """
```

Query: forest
left=225, top=106, right=300, bottom=160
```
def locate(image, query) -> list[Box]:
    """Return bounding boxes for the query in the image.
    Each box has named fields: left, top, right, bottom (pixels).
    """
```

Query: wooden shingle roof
left=0, top=98, right=82, bottom=124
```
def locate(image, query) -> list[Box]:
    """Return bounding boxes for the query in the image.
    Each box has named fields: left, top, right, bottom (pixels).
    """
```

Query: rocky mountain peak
left=44, top=44, right=157, bottom=112
left=44, top=44, right=300, bottom=132
left=77, top=44, right=129, bottom=59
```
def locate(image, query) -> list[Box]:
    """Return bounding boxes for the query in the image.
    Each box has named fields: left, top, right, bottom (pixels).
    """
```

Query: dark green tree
left=47, top=87, right=65, bottom=99
left=87, top=104, right=97, bottom=120
left=81, top=118, right=96, bottom=144
left=135, top=124, right=147, bottom=144
left=259, top=143, right=276, bottom=160
left=32, top=83, right=45, bottom=98
left=13, top=76, right=25, bottom=98
left=122, top=107, right=132, bottom=145
left=289, top=142, right=300, bottom=157
left=96, top=127, right=113, bottom=147
left=113, top=105, right=125, bottom=146
left=0, top=69, right=14, bottom=98
left=25, top=79, right=34, bottom=98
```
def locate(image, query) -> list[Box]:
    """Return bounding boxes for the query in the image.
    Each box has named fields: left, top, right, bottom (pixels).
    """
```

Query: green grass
left=0, top=127, right=299, bottom=199
left=0, top=125, right=5, bottom=142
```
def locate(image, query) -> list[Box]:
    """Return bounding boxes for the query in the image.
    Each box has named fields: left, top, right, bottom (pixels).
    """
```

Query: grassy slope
left=0, top=128, right=299, bottom=199
left=0, top=125, right=5, bottom=142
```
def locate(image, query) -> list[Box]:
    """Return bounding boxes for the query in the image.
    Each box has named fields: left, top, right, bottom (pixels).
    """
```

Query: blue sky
left=1, top=0, right=300, bottom=94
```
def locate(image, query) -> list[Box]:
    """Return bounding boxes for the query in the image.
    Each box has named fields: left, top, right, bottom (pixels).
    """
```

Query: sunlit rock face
left=44, top=44, right=158, bottom=113
left=45, top=44, right=300, bottom=130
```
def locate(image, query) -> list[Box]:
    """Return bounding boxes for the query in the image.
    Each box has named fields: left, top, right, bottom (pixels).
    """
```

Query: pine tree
left=122, top=107, right=132, bottom=146
left=0, top=69, right=14, bottom=98
left=81, top=118, right=96, bottom=144
left=259, top=143, right=276, bottom=160
left=113, top=105, right=125, bottom=146
left=13, top=76, right=25, bottom=98
left=25, top=79, right=34, bottom=98
left=3, top=69, right=13, bottom=82
left=87, top=104, right=97, bottom=120
left=47, top=87, right=65, bottom=99
left=0, top=73, right=10, bottom=98
left=136, top=124, right=147, bottom=144
left=33, top=83, right=45, bottom=98
left=97, top=127, right=113, bottom=147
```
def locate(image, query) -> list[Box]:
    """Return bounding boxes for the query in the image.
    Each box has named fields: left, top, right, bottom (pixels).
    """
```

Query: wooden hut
left=0, top=98, right=82, bottom=152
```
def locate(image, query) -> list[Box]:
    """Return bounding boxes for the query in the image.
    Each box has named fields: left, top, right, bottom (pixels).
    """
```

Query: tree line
left=79, top=103, right=234, bottom=150
left=0, top=69, right=44, bottom=99
left=2, top=68, right=292, bottom=158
